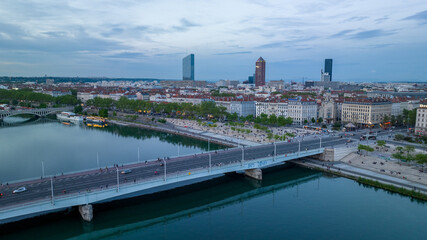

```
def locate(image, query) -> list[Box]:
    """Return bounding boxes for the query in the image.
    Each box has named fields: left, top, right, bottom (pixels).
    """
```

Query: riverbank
left=108, top=119, right=236, bottom=148
left=293, top=159, right=427, bottom=201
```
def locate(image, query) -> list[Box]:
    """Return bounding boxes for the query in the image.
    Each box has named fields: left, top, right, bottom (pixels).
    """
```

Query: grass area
left=356, top=177, right=427, bottom=201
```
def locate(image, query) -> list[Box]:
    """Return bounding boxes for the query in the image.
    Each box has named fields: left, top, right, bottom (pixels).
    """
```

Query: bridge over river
left=0, top=136, right=347, bottom=224
left=0, top=107, right=73, bottom=120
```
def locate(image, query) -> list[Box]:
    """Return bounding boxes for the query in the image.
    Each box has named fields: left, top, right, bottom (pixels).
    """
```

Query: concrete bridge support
left=78, top=204, right=93, bottom=222
left=244, top=168, right=262, bottom=180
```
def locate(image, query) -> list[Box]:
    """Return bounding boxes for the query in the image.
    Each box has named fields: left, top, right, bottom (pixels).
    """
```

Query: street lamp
left=163, top=159, right=167, bottom=181
left=137, top=147, right=140, bottom=163
left=115, top=166, right=119, bottom=192
left=209, top=153, right=212, bottom=173
left=320, top=137, right=322, bottom=149
left=298, top=140, right=301, bottom=156
left=50, top=177, right=54, bottom=205
left=208, top=138, right=210, bottom=152
left=241, top=147, right=245, bottom=166
left=42, top=161, right=45, bottom=179
left=97, top=152, right=100, bottom=168
left=273, top=142, right=277, bottom=161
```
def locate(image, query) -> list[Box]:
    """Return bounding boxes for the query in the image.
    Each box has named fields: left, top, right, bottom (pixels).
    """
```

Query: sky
left=0, top=0, right=426, bottom=82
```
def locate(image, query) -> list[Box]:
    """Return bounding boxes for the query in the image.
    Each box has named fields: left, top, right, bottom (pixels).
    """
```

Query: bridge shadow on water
left=0, top=165, right=322, bottom=239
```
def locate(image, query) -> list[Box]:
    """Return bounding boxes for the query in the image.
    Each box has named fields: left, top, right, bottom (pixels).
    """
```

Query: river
left=1, top=118, right=426, bottom=239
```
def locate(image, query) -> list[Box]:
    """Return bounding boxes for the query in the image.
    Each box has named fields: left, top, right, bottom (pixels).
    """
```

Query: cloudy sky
left=0, top=0, right=426, bottom=82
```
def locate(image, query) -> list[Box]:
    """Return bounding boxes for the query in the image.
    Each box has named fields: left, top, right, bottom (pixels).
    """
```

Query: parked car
left=12, top=187, right=27, bottom=194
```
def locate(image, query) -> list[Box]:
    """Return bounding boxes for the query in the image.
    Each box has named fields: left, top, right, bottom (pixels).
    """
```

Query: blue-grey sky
left=0, top=0, right=426, bottom=82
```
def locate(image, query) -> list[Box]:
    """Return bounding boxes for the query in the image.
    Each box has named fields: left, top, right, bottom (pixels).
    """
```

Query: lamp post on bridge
left=209, top=153, right=212, bottom=173
left=298, top=140, right=301, bottom=156
left=50, top=177, right=54, bottom=205
left=42, top=161, right=45, bottom=179
left=163, top=159, right=167, bottom=181
left=208, top=138, right=210, bottom=152
left=115, top=166, right=119, bottom=192
left=320, top=137, right=322, bottom=149
left=274, top=142, right=277, bottom=161
left=97, top=152, right=100, bottom=168
left=137, top=147, right=140, bottom=163
left=241, top=147, right=245, bottom=166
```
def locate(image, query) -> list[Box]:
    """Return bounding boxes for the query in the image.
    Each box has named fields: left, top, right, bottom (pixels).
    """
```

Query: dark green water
left=1, top=119, right=426, bottom=239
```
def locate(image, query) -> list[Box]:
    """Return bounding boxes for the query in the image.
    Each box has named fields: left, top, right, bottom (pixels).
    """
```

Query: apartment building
left=287, top=97, right=317, bottom=124
left=341, top=98, right=392, bottom=126
left=255, top=101, right=288, bottom=117
left=415, top=103, right=427, bottom=136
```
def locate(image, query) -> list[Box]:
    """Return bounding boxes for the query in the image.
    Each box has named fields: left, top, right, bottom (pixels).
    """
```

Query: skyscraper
left=182, top=54, right=194, bottom=80
left=324, top=59, right=333, bottom=81
left=255, top=57, right=265, bottom=86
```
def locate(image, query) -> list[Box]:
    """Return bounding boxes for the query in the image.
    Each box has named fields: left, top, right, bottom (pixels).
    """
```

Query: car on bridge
left=12, top=187, right=27, bottom=194
left=120, top=169, right=132, bottom=174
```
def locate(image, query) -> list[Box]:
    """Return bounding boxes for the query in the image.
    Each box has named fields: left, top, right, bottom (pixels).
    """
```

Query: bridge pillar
left=244, top=168, right=262, bottom=180
left=78, top=204, right=93, bottom=222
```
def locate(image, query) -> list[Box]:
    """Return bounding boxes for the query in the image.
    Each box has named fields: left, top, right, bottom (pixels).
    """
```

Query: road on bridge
left=0, top=136, right=347, bottom=209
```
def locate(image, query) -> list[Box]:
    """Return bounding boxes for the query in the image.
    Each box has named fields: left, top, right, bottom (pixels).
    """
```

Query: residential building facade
left=287, top=97, right=317, bottom=124
left=341, top=98, right=392, bottom=126
left=415, top=103, right=427, bottom=136
left=255, top=101, right=288, bottom=117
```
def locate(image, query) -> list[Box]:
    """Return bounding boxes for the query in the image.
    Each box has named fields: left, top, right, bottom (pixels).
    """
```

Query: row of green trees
left=392, top=146, right=427, bottom=165
left=0, top=89, right=78, bottom=105
left=87, top=97, right=228, bottom=119
left=382, top=109, right=417, bottom=126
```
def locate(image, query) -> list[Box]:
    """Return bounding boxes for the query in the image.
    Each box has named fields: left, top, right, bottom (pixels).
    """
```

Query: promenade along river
left=1, top=119, right=427, bottom=239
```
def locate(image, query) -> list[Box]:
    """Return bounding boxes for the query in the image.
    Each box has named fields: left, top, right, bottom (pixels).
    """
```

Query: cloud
left=329, top=29, right=356, bottom=38
left=375, top=16, right=388, bottom=24
left=214, top=51, right=252, bottom=55
left=180, top=18, right=199, bottom=27
left=343, top=16, right=368, bottom=22
left=403, top=10, right=427, bottom=24
left=347, top=29, right=395, bottom=39
left=257, top=42, right=283, bottom=49
left=106, top=52, right=146, bottom=59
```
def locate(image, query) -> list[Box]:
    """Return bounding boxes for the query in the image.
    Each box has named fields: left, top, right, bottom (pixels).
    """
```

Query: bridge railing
left=0, top=148, right=324, bottom=213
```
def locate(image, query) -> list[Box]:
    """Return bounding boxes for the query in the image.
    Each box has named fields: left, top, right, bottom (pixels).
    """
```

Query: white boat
left=56, top=112, right=83, bottom=123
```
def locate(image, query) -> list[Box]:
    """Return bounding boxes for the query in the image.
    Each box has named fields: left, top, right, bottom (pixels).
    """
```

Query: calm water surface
left=1, top=119, right=426, bottom=239
left=0, top=118, right=224, bottom=183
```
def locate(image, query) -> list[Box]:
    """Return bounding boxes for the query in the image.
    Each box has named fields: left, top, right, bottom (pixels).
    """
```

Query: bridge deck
left=0, top=137, right=346, bottom=224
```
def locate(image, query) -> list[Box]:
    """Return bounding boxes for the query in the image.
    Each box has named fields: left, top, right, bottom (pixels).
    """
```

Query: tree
left=394, top=134, right=405, bottom=141
left=311, top=117, right=316, bottom=123
left=382, top=115, right=390, bottom=123
left=304, top=119, right=308, bottom=124
left=395, top=146, right=404, bottom=154
left=376, top=140, right=386, bottom=148
left=74, top=105, right=83, bottom=114
left=269, top=114, right=278, bottom=125
left=318, top=117, right=323, bottom=123
left=404, top=145, right=415, bottom=157
left=99, top=109, right=108, bottom=118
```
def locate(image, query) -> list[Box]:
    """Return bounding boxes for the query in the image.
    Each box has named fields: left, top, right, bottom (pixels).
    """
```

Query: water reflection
left=1, top=166, right=321, bottom=239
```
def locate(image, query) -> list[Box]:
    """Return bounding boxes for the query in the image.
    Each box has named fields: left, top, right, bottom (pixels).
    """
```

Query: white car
left=12, top=187, right=27, bottom=194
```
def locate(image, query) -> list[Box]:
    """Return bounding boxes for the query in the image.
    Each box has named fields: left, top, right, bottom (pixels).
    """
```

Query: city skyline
left=0, top=1, right=426, bottom=82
